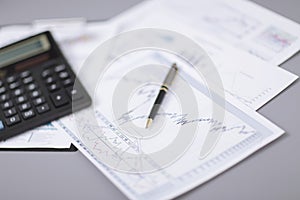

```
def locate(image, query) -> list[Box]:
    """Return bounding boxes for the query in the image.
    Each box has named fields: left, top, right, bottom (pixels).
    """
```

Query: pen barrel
left=147, top=63, right=177, bottom=124
left=149, top=88, right=167, bottom=120
left=163, top=65, right=177, bottom=86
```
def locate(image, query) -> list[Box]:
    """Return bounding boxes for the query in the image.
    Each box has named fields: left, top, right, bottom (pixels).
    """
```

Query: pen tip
left=146, top=118, right=152, bottom=129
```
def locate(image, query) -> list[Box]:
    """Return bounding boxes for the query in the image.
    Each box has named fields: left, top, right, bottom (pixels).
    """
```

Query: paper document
left=54, top=60, right=285, bottom=199
left=109, top=0, right=300, bottom=65
left=145, top=33, right=298, bottom=110
left=0, top=123, right=70, bottom=148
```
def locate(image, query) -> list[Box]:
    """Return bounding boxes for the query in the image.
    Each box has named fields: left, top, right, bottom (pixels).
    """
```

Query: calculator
left=0, top=31, right=91, bottom=140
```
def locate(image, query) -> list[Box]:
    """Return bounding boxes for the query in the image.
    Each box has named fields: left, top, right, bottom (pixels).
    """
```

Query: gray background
left=0, top=0, right=299, bottom=199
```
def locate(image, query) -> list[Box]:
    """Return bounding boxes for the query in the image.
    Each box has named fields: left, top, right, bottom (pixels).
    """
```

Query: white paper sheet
left=53, top=66, right=285, bottom=199
left=140, top=33, right=298, bottom=110
left=97, top=0, right=299, bottom=109
left=0, top=123, right=70, bottom=148
left=108, top=0, right=300, bottom=65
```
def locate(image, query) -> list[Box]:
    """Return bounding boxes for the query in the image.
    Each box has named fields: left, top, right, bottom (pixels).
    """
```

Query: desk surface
left=0, top=0, right=299, bottom=199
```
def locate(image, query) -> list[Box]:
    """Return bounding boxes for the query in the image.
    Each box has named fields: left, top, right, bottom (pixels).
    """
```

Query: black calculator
left=0, top=31, right=91, bottom=140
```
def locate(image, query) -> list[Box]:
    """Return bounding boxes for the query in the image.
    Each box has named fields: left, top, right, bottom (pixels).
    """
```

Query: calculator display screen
left=0, top=34, right=51, bottom=68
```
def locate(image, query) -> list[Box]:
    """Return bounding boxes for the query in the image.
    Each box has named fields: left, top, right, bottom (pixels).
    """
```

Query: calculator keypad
left=0, top=72, right=42, bottom=127
left=0, top=63, right=78, bottom=133
left=43, top=65, right=77, bottom=109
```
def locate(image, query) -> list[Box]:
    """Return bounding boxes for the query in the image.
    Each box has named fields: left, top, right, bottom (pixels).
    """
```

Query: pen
left=146, top=63, right=178, bottom=128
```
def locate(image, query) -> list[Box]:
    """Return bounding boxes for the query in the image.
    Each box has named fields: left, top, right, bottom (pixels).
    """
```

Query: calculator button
left=21, top=109, right=36, bottom=120
left=49, top=83, right=60, bottom=92
left=13, top=88, right=24, bottom=96
left=50, top=90, right=69, bottom=107
left=33, top=97, right=45, bottom=106
left=0, top=94, right=9, bottom=102
left=41, top=69, right=52, bottom=78
left=4, top=107, right=17, bottom=117
left=1, top=100, right=13, bottom=109
left=15, top=95, right=27, bottom=104
left=9, top=81, right=21, bottom=90
left=30, top=90, right=41, bottom=98
left=0, top=120, right=4, bottom=131
left=58, top=71, right=69, bottom=79
left=66, top=87, right=83, bottom=101
left=6, top=75, right=17, bottom=83
left=20, top=70, right=31, bottom=78
left=5, top=114, right=21, bottom=126
left=0, top=87, right=6, bottom=94
left=45, top=76, right=56, bottom=85
left=19, top=102, right=31, bottom=111
left=36, top=103, right=50, bottom=114
left=23, top=76, right=33, bottom=84
left=63, top=78, right=73, bottom=86
left=54, top=64, right=66, bottom=72
left=27, top=83, right=37, bottom=91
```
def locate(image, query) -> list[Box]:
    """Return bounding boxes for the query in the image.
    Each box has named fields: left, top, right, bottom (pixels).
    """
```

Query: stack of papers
left=0, top=0, right=299, bottom=199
